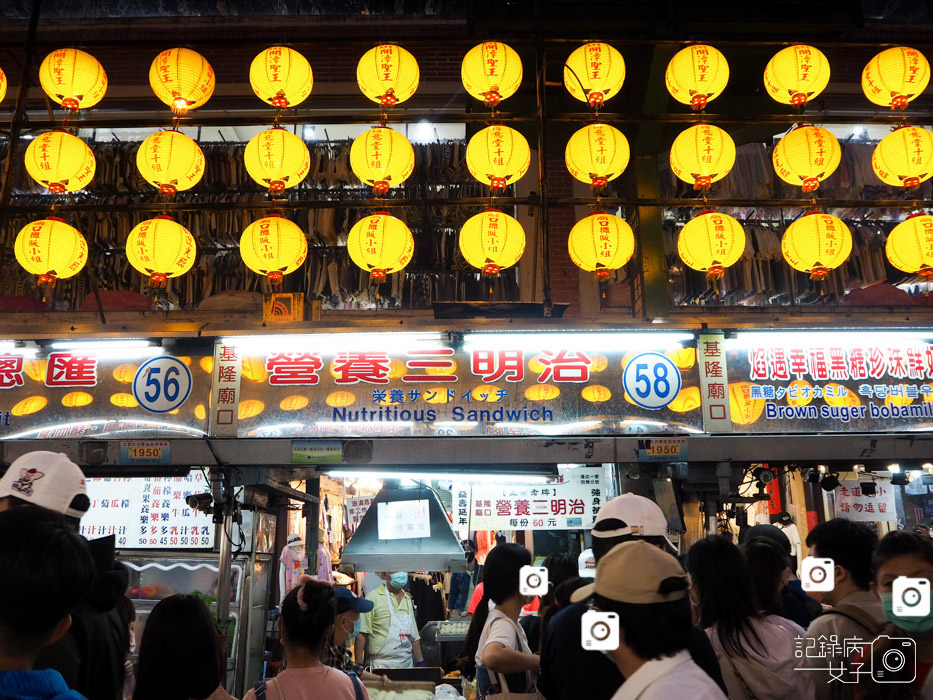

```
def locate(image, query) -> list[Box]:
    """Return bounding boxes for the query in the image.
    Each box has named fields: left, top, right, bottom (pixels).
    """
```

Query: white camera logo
left=802, top=556, right=835, bottom=592
left=519, top=566, right=549, bottom=596
left=893, top=576, right=931, bottom=618
left=581, top=610, right=619, bottom=651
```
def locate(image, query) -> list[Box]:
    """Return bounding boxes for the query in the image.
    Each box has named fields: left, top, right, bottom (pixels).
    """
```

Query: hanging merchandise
left=465, top=124, right=531, bottom=190
left=762, top=45, right=831, bottom=107
left=781, top=211, right=853, bottom=281
left=249, top=46, right=313, bottom=108
left=0, top=67, right=6, bottom=103
left=459, top=209, right=525, bottom=276
left=38, top=48, right=107, bottom=111
left=885, top=213, right=933, bottom=279
left=461, top=41, right=522, bottom=107
left=349, top=126, right=415, bottom=195
left=136, top=130, right=205, bottom=195
left=357, top=44, right=419, bottom=107
left=243, top=127, right=311, bottom=192
left=24, top=131, right=96, bottom=193
left=861, top=46, right=930, bottom=110
left=567, top=211, right=636, bottom=280
left=149, top=48, right=215, bottom=114
left=871, top=126, right=933, bottom=189
left=346, top=211, right=414, bottom=283
left=677, top=211, right=746, bottom=281
left=669, top=123, right=736, bottom=191
left=240, top=214, right=308, bottom=283
left=14, top=218, right=88, bottom=285
left=772, top=125, right=841, bottom=193
left=564, top=123, right=630, bottom=191
left=125, top=216, right=197, bottom=288
left=563, top=42, right=626, bottom=108
left=665, top=44, right=729, bottom=110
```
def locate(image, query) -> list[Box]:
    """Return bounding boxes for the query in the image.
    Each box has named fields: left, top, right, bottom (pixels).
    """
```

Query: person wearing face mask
left=357, top=573, right=424, bottom=669
left=322, top=588, right=389, bottom=685
left=855, top=530, right=933, bottom=698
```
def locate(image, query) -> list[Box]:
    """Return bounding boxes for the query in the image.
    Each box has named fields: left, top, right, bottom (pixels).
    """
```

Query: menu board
left=80, top=471, right=216, bottom=549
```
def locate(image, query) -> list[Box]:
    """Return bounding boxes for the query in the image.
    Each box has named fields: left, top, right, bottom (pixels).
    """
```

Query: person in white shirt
left=570, top=540, right=727, bottom=700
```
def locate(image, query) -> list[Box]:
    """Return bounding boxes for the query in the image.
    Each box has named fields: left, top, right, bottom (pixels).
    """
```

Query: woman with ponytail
left=463, top=543, right=541, bottom=699
left=244, top=578, right=368, bottom=700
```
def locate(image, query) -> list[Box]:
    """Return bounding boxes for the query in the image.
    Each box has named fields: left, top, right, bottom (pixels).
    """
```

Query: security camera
left=186, top=492, right=215, bottom=513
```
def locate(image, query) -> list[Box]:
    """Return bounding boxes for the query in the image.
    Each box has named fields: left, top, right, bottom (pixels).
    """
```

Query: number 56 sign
left=133, top=357, right=193, bottom=413
left=622, top=353, right=682, bottom=410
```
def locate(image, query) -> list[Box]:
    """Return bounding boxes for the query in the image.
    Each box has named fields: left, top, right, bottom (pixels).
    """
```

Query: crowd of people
left=1, top=451, right=932, bottom=700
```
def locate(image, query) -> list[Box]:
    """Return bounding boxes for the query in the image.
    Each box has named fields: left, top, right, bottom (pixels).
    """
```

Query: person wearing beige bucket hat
left=570, top=540, right=727, bottom=700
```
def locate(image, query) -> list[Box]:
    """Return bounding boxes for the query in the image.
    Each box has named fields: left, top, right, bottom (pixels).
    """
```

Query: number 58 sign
left=622, top=353, right=682, bottom=410
left=133, top=357, right=193, bottom=413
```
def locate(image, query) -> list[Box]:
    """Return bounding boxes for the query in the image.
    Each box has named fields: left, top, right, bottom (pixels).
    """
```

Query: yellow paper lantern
left=872, top=126, right=933, bottom=189
left=459, top=209, right=525, bottom=276
left=357, top=44, right=419, bottom=107
left=241, top=357, right=268, bottom=383
left=665, top=44, right=729, bottom=110
left=670, top=124, right=736, bottom=191
left=250, top=46, right=313, bottom=108
left=24, top=131, right=96, bottom=193
left=199, top=357, right=213, bottom=374
left=424, top=388, right=452, bottom=404
left=472, top=385, right=502, bottom=403
left=388, top=359, right=407, bottom=380
left=238, top=400, right=264, bottom=420
left=772, top=125, right=841, bottom=193
left=23, top=359, right=47, bottom=383
left=466, top=125, right=531, bottom=190
left=0, top=67, right=6, bottom=103
left=862, top=46, right=930, bottom=110
left=781, top=212, right=852, bottom=281
left=668, top=386, right=701, bottom=412
left=528, top=356, right=545, bottom=374
left=62, top=391, right=93, bottom=408
left=177, top=356, right=192, bottom=366
left=589, top=354, right=608, bottom=373
left=563, top=42, right=625, bottom=108
left=349, top=126, right=415, bottom=195
left=244, top=127, right=310, bottom=192
left=426, top=361, right=457, bottom=376
left=565, top=123, right=630, bottom=191
left=763, top=45, right=831, bottom=106
left=194, top=404, right=207, bottom=420
left=136, top=130, right=205, bottom=195
left=12, top=396, right=47, bottom=416
left=126, top=216, right=196, bottom=288
left=677, top=211, right=746, bottom=281
left=825, top=383, right=861, bottom=408
left=326, top=391, right=356, bottom=408
left=462, top=41, right=522, bottom=106
left=582, top=385, right=612, bottom=403
left=149, top=48, right=215, bottom=114
left=886, top=213, right=933, bottom=279
left=787, top=379, right=814, bottom=407
left=111, top=393, right=139, bottom=408
left=568, top=212, right=636, bottom=280
left=240, top=215, right=308, bottom=284
left=666, top=348, right=697, bottom=370
left=280, top=395, right=309, bottom=411
left=113, top=364, right=138, bottom=383
left=38, top=48, right=107, bottom=111
left=729, top=382, right=765, bottom=425
left=886, top=394, right=912, bottom=408
left=14, top=218, right=88, bottom=284
left=525, top=385, right=560, bottom=401
left=346, top=212, right=414, bottom=283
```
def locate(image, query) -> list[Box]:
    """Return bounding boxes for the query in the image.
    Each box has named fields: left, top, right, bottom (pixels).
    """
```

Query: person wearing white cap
left=572, top=540, right=727, bottom=700
left=539, top=494, right=726, bottom=700
left=0, top=451, right=129, bottom=700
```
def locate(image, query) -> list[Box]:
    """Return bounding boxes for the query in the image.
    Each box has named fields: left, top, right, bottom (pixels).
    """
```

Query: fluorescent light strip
left=325, top=469, right=553, bottom=484
left=222, top=332, right=443, bottom=355
left=50, top=340, right=156, bottom=350
left=463, top=331, right=694, bottom=352
left=727, top=331, right=933, bottom=350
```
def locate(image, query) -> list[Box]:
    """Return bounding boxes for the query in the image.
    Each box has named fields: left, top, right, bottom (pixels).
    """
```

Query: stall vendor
left=323, top=587, right=389, bottom=684
left=356, top=572, right=424, bottom=668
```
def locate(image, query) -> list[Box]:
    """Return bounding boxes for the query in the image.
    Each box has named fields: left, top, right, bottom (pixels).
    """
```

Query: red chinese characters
left=46, top=353, right=97, bottom=387
left=333, top=351, right=392, bottom=384
left=536, top=350, right=592, bottom=383
left=266, top=352, right=323, bottom=385
left=403, top=348, right=457, bottom=382
left=471, top=350, right=524, bottom=383
left=0, top=355, right=25, bottom=389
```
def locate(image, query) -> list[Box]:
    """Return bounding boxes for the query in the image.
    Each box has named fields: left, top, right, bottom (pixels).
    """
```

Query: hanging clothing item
left=278, top=545, right=307, bottom=603
left=317, top=541, right=334, bottom=584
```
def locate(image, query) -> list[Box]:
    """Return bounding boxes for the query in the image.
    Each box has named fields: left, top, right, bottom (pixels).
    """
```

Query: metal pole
left=305, top=477, right=320, bottom=577
left=0, top=0, right=42, bottom=234
left=534, top=0, right=552, bottom=314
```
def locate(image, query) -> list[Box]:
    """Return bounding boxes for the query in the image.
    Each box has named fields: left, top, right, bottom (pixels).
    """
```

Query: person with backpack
left=802, top=519, right=885, bottom=699
left=244, top=579, right=368, bottom=700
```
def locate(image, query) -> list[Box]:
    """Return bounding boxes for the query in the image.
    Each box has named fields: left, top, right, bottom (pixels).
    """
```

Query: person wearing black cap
left=322, top=587, right=389, bottom=685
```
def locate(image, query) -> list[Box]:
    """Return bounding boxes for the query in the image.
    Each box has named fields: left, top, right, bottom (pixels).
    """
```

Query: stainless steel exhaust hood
left=341, top=483, right=466, bottom=573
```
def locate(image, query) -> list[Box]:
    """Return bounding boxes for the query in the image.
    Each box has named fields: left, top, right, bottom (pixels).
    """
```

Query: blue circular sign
left=132, top=356, right=193, bottom=414
left=622, top=352, right=682, bottom=410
